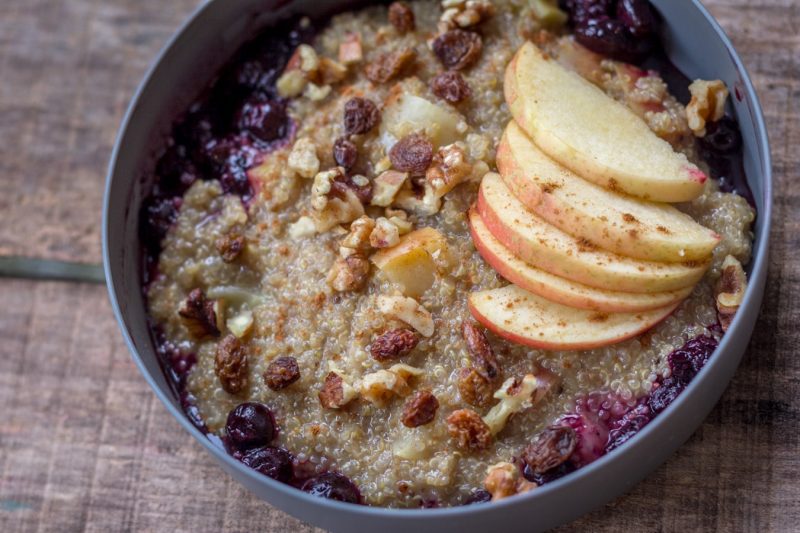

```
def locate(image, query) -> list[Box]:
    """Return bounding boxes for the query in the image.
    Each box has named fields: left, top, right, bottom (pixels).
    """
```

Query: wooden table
left=0, top=1, right=796, bottom=531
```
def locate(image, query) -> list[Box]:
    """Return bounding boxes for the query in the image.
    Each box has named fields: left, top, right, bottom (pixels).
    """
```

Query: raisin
left=389, top=133, right=433, bottom=175
left=370, top=328, right=419, bottom=361
left=215, top=334, right=249, bottom=394
left=237, top=98, right=288, bottom=143
left=178, top=288, right=220, bottom=339
left=401, top=390, right=440, bottom=427
left=457, top=367, right=494, bottom=408
left=343, top=97, right=380, bottom=135
left=446, top=408, right=493, bottom=452
left=388, top=2, right=415, bottom=33
left=318, top=372, right=354, bottom=408
left=462, top=321, right=500, bottom=380
left=432, top=30, right=483, bottom=70
left=264, top=356, right=301, bottom=391
left=216, top=231, right=245, bottom=262
left=521, top=426, right=577, bottom=475
left=364, top=48, right=416, bottom=83
left=430, top=71, right=472, bottom=104
left=333, top=136, right=358, bottom=170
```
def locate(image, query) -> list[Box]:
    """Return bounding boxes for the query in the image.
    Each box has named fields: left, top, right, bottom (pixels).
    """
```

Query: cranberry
left=220, top=165, right=253, bottom=198
left=574, top=17, right=642, bottom=62
left=225, top=402, right=276, bottom=450
left=647, top=377, right=684, bottom=414
left=605, top=403, right=652, bottom=452
left=301, top=472, right=361, bottom=504
left=139, top=195, right=180, bottom=250
left=237, top=98, right=288, bottom=143
left=463, top=489, right=492, bottom=505
left=559, top=412, right=609, bottom=467
left=565, top=0, right=612, bottom=24
left=700, top=117, right=742, bottom=155
left=155, top=145, right=198, bottom=195
left=616, top=0, right=656, bottom=38
left=522, top=460, right=576, bottom=485
left=241, top=446, right=294, bottom=483
left=667, top=334, right=719, bottom=384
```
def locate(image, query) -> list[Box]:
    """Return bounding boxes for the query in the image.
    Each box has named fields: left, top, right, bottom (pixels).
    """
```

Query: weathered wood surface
left=0, top=1, right=797, bottom=531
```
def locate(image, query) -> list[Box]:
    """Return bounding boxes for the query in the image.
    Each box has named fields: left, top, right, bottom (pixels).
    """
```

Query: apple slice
left=478, top=173, right=708, bottom=293
left=497, top=121, right=719, bottom=263
left=468, top=285, right=678, bottom=350
left=469, top=208, right=691, bottom=312
left=505, top=42, right=707, bottom=202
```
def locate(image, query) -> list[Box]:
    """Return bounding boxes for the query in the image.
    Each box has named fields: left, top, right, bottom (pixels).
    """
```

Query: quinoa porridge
left=141, top=0, right=756, bottom=508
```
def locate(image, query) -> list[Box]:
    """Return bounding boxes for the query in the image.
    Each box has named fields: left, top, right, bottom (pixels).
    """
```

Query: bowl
left=103, top=1, right=772, bottom=531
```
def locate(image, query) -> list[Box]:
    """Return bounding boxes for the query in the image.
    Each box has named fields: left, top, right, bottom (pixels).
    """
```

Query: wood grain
left=0, top=1, right=797, bottom=531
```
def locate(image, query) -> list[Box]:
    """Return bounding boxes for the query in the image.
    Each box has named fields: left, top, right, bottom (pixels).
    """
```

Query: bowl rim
left=102, top=0, right=773, bottom=521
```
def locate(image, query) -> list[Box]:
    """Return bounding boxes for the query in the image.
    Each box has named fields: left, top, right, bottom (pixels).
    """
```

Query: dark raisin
left=616, top=0, right=656, bottom=38
left=388, top=2, right=415, bottom=33
left=700, top=116, right=742, bottom=154
left=432, top=29, right=483, bottom=70
left=333, top=136, right=358, bottom=170
left=463, top=489, right=492, bottom=505
left=565, top=0, right=612, bottom=24
left=646, top=377, right=684, bottom=415
left=522, top=460, right=576, bottom=485
left=215, top=334, right=249, bottom=394
left=370, top=328, right=419, bottom=361
left=178, top=288, right=220, bottom=339
left=457, top=367, right=494, bottom=408
left=401, top=390, right=440, bottom=428
left=521, top=426, right=577, bottom=475
left=237, top=98, right=288, bottom=143
left=446, top=409, right=493, bottom=452
left=606, top=402, right=652, bottom=451
left=225, top=402, right=276, bottom=450
left=389, top=133, right=433, bottom=175
left=462, top=321, right=500, bottom=380
left=430, top=70, right=472, bottom=104
left=301, top=472, right=362, bottom=503
left=216, top=231, right=245, bottom=262
left=241, top=446, right=294, bottom=483
left=574, top=17, right=642, bottom=62
left=264, top=356, right=301, bottom=391
left=343, top=97, right=380, bottom=135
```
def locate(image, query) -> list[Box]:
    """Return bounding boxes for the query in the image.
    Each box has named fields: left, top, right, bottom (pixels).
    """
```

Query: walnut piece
left=319, top=371, right=358, bottom=408
left=370, top=170, right=409, bottom=207
left=370, top=217, right=401, bottom=248
left=215, top=334, right=248, bottom=394
left=288, top=137, right=320, bottom=178
left=462, top=321, right=500, bottom=380
left=311, top=167, right=365, bottom=231
left=264, top=356, right=301, bottom=391
left=715, top=255, right=747, bottom=332
left=288, top=216, right=317, bottom=239
left=483, top=462, right=535, bottom=501
left=687, top=79, right=729, bottom=137
left=276, top=44, right=345, bottom=99
left=365, top=47, right=416, bottom=84
left=360, top=364, right=423, bottom=405
left=178, top=288, right=221, bottom=339
left=327, top=254, right=371, bottom=292
left=426, top=142, right=473, bottom=199
left=377, top=294, right=435, bottom=337
left=216, top=231, right=245, bottom=263
left=457, top=367, right=495, bottom=408
left=483, top=374, right=553, bottom=435
left=446, top=408, right=493, bottom=452
left=389, top=2, right=415, bottom=33
left=439, top=0, right=495, bottom=32
left=341, top=215, right=376, bottom=253
left=338, top=32, right=363, bottom=65
left=370, top=328, right=419, bottom=361
left=401, top=390, right=439, bottom=427
left=521, top=426, right=577, bottom=475
left=432, top=29, right=483, bottom=70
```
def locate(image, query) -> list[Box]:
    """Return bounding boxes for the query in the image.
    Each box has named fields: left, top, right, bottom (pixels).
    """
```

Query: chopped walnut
left=387, top=213, right=413, bottom=235
left=215, top=334, right=248, bottom=394
left=288, top=137, right=320, bottom=178
left=344, top=97, right=380, bottom=135
left=457, top=367, right=495, bottom=408
left=462, top=321, right=500, bottom=380
left=226, top=309, right=254, bottom=338
left=390, top=133, right=434, bottom=175
left=430, top=70, right=472, bottom=104
left=318, top=57, right=348, bottom=85
left=288, top=216, right=317, bottom=239
left=389, top=2, right=415, bottom=33
left=264, top=356, right=301, bottom=391
left=401, top=390, right=439, bottom=427
left=365, top=47, right=416, bottom=84
left=521, top=426, right=577, bottom=475
left=327, top=254, right=371, bottom=292
left=432, top=29, right=483, bottom=70
left=483, top=374, right=552, bottom=435
left=715, top=255, right=747, bottom=332
left=370, top=328, right=419, bottom=361
left=687, top=79, right=729, bottom=137
left=276, top=44, right=345, bottom=99
left=483, top=462, right=535, bottom=501
left=341, top=215, right=376, bottom=253
left=311, top=167, right=366, bottom=231
left=360, top=364, right=423, bottom=405
left=276, top=69, right=306, bottom=98
left=425, top=142, right=472, bottom=198
left=370, top=217, right=401, bottom=248
left=446, top=408, right=492, bottom=452
left=178, top=288, right=222, bottom=339
left=216, top=231, right=245, bottom=263
left=377, top=294, right=435, bottom=337
left=393, top=186, right=442, bottom=215
left=338, top=32, right=363, bottom=65
left=439, top=0, right=495, bottom=32
left=371, top=170, right=409, bottom=207
left=319, top=371, right=358, bottom=409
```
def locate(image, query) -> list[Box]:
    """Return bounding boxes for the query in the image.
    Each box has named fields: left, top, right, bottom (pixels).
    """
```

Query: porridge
left=141, top=0, right=755, bottom=508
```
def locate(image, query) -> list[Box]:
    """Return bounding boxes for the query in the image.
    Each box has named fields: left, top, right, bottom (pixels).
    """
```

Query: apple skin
left=468, top=285, right=679, bottom=351
left=477, top=173, right=709, bottom=293
left=468, top=207, right=692, bottom=312
left=496, top=121, right=719, bottom=263
left=505, top=42, right=707, bottom=203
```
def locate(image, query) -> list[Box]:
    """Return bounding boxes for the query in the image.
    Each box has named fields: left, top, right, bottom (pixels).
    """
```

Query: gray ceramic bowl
left=103, top=1, right=772, bottom=531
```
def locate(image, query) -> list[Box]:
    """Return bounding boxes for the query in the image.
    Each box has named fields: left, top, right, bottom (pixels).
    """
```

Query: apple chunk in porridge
left=143, top=0, right=755, bottom=507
